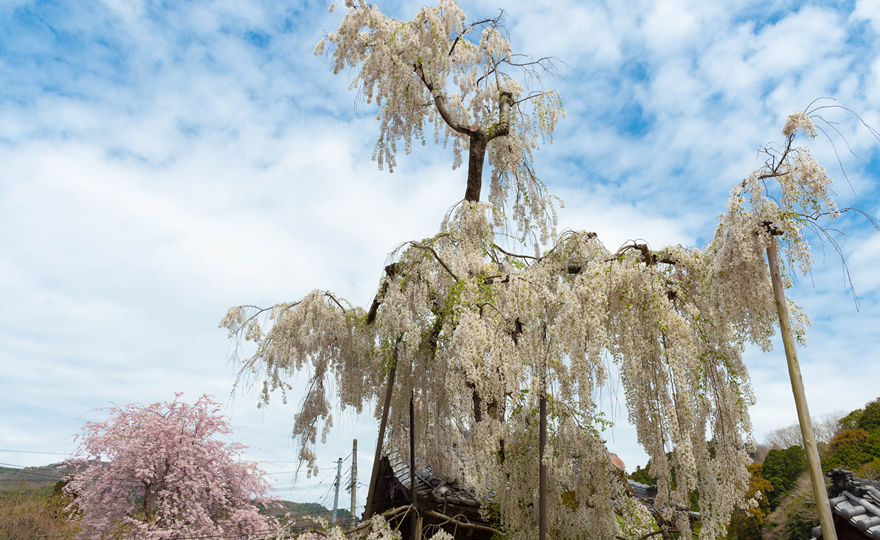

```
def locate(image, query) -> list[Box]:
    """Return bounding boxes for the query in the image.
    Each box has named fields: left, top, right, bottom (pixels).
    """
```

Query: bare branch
left=422, top=509, right=500, bottom=535
left=447, top=12, right=504, bottom=57
left=813, top=117, right=857, bottom=196
left=512, top=92, right=544, bottom=106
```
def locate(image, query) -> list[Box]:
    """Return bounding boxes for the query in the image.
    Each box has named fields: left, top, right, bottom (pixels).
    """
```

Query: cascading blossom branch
left=725, top=110, right=840, bottom=281
left=222, top=112, right=858, bottom=540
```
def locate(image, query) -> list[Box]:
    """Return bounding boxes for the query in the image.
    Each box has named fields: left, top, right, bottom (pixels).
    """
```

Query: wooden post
left=410, top=390, right=419, bottom=540
left=539, top=394, right=547, bottom=540
left=351, top=439, right=357, bottom=527
left=766, top=235, right=837, bottom=540
left=365, top=340, right=400, bottom=519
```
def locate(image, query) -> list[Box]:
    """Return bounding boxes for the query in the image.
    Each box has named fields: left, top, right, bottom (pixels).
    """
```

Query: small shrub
left=0, top=484, right=78, bottom=538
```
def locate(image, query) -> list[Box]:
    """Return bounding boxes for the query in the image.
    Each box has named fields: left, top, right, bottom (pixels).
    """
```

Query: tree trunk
left=464, top=134, right=487, bottom=202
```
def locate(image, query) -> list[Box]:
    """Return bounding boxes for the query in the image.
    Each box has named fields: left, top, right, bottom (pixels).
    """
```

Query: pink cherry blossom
left=64, top=394, right=277, bottom=540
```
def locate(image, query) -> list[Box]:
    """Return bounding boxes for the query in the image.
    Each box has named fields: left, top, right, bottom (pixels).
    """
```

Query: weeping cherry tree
left=223, top=1, right=874, bottom=539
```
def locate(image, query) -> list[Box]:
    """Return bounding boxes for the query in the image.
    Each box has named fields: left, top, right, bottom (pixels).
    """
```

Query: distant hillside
left=0, top=464, right=354, bottom=525
left=262, top=500, right=352, bottom=521
left=0, top=462, right=73, bottom=492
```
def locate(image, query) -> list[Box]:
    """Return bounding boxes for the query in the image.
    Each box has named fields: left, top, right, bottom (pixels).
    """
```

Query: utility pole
left=766, top=234, right=837, bottom=540
left=332, top=457, right=343, bottom=524
left=351, top=439, right=358, bottom=527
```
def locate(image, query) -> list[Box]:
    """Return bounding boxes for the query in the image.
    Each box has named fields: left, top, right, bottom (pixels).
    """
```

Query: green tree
left=762, top=446, right=807, bottom=510
left=824, top=429, right=870, bottom=471
left=840, top=409, right=863, bottom=432
left=0, top=484, right=77, bottom=538
left=857, top=398, right=880, bottom=433
left=628, top=464, right=656, bottom=486
left=855, top=458, right=880, bottom=481
left=762, top=476, right=819, bottom=540
left=864, top=431, right=880, bottom=458
left=726, top=464, right=773, bottom=540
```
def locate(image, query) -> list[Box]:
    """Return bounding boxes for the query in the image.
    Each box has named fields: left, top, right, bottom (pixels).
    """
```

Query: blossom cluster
left=315, top=0, right=565, bottom=244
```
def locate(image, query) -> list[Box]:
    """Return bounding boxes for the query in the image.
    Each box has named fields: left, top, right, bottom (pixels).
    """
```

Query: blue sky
left=2, top=0, right=880, bottom=514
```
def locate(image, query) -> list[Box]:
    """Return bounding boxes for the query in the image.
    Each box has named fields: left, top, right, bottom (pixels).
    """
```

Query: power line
left=0, top=462, right=281, bottom=491
left=291, top=469, right=337, bottom=504
left=271, top=484, right=333, bottom=491
left=0, top=449, right=73, bottom=456
left=0, top=449, right=345, bottom=466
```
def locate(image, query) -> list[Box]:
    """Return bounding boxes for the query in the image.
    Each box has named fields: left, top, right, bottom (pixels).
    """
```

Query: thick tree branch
left=487, top=91, right=513, bottom=142
left=608, top=243, right=677, bottom=266
left=492, top=242, right=540, bottom=261
left=367, top=263, right=400, bottom=325
left=464, top=91, right=513, bottom=202
left=423, top=509, right=499, bottom=535
left=413, top=62, right=469, bottom=135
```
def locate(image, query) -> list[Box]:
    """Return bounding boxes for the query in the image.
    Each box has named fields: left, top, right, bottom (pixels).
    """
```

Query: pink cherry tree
left=63, top=394, right=277, bottom=540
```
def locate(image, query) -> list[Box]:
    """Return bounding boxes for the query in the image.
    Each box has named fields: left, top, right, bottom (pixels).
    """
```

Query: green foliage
left=726, top=464, right=773, bottom=540
left=762, top=476, right=818, bottom=540
left=819, top=399, right=880, bottom=473
left=628, top=464, right=656, bottom=486
left=260, top=500, right=352, bottom=520
left=854, top=458, right=880, bottom=481
left=824, top=429, right=870, bottom=471
left=865, top=431, right=880, bottom=458
left=0, top=484, right=78, bottom=538
left=840, top=409, right=863, bottom=432
left=762, top=446, right=806, bottom=510
left=761, top=398, right=880, bottom=540
left=0, top=462, right=76, bottom=492
left=784, top=512, right=819, bottom=540
left=857, top=398, right=880, bottom=433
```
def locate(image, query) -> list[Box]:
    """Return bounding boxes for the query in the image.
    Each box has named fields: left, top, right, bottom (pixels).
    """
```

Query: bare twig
left=409, top=241, right=460, bottom=281
left=422, top=509, right=499, bottom=535
left=344, top=505, right=415, bottom=537
left=448, top=12, right=505, bottom=57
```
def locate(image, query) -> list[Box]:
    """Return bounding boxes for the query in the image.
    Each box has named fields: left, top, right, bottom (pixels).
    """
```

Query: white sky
left=1, top=0, right=880, bottom=516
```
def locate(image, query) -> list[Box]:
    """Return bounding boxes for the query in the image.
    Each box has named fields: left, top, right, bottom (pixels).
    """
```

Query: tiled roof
left=629, top=480, right=659, bottom=500
left=811, top=470, right=880, bottom=540
left=382, top=443, right=675, bottom=514
left=383, top=445, right=482, bottom=507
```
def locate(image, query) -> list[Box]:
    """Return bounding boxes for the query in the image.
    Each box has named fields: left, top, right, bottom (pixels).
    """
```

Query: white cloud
left=853, top=0, right=880, bottom=34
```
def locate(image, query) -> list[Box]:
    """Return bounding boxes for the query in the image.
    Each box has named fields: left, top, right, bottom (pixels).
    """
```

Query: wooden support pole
left=365, top=340, right=400, bottom=519
left=766, top=235, right=837, bottom=540
left=539, top=394, right=547, bottom=540
left=410, top=390, right=419, bottom=540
